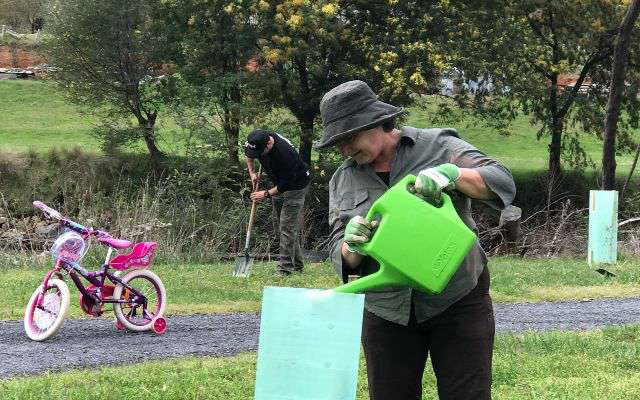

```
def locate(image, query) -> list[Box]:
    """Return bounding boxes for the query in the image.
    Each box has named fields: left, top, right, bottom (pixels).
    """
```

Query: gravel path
left=2, top=297, right=640, bottom=379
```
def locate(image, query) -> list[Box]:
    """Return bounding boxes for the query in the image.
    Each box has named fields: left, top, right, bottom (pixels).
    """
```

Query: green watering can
left=334, top=174, right=476, bottom=294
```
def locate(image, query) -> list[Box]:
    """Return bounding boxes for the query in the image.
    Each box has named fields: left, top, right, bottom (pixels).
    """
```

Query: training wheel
left=115, top=320, right=125, bottom=331
left=152, top=317, right=167, bottom=335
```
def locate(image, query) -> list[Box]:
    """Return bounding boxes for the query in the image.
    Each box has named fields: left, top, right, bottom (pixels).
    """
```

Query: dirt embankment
left=0, top=45, right=46, bottom=68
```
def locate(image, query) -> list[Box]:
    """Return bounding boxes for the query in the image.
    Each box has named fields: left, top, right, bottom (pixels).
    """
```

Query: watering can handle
left=377, top=174, right=457, bottom=211
left=362, top=174, right=456, bottom=245
left=364, top=174, right=419, bottom=223
left=366, top=175, right=424, bottom=222
left=360, top=174, right=414, bottom=253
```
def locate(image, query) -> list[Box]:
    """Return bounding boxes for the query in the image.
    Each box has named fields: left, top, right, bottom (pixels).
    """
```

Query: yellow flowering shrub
left=287, top=14, right=303, bottom=28
left=321, top=3, right=337, bottom=15
left=259, top=0, right=270, bottom=11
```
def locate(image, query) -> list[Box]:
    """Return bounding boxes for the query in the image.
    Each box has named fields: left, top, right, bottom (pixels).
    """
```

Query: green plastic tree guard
left=588, top=190, right=618, bottom=265
left=254, top=287, right=365, bottom=400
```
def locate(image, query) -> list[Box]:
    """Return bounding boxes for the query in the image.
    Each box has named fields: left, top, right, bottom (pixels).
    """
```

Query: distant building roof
left=557, top=74, right=592, bottom=87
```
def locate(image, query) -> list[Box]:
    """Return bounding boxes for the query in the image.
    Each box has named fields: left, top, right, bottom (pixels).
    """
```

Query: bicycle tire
left=23, top=279, right=70, bottom=341
left=113, top=269, right=166, bottom=332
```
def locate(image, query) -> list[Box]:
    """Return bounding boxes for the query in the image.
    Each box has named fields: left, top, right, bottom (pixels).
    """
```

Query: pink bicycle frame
left=35, top=259, right=65, bottom=307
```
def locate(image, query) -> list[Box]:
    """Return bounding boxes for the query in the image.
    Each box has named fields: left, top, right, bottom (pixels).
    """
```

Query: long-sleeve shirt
left=328, top=126, right=516, bottom=325
left=257, top=133, right=310, bottom=193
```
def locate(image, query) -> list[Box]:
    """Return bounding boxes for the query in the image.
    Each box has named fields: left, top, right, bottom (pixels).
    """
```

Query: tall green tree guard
left=46, top=0, right=167, bottom=160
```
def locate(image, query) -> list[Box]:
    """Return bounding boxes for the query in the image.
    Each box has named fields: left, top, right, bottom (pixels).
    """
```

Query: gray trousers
left=271, top=187, right=307, bottom=273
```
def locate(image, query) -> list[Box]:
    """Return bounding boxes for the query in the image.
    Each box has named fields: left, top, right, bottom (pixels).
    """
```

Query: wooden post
left=588, top=190, right=618, bottom=265
left=499, top=205, right=522, bottom=252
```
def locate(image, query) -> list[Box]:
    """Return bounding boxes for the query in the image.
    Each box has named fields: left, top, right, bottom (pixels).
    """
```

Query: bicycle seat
left=98, top=236, right=132, bottom=249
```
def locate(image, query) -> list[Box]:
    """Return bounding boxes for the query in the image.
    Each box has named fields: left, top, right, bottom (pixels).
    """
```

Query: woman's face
left=336, top=126, right=385, bottom=165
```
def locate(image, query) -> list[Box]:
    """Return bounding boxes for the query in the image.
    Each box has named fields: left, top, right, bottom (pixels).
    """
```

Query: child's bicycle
left=24, top=201, right=167, bottom=341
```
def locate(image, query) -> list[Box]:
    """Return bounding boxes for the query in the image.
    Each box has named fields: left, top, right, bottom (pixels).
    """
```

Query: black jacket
left=257, top=133, right=310, bottom=192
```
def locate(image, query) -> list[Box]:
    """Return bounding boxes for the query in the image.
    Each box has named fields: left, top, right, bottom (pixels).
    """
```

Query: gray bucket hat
left=314, top=80, right=404, bottom=149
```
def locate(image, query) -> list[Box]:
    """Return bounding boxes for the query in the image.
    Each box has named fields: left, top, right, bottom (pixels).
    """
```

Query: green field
left=0, top=80, right=99, bottom=152
left=3, top=326, right=640, bottom=399
left=2, top=80, right=639, bottom=176
left=0, top=80, right=184, bottom=154
left=1, top=257, right=639, bottom=320
left=407, top=100, right=640, bottom=176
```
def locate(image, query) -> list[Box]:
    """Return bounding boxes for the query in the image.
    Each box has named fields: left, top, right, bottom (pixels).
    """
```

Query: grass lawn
left=0, top=80, right=185, bottom=155
left=0, top=80, right=99, bottom=153
left=2, top=325, right=640, bottom=399
left=3, top=80, right=640, bottom=177
left=406, top=100, right=640, bottom=176
left=1, top=256, right=639, bottom=321
left=2, top=256, right=639, bottom=398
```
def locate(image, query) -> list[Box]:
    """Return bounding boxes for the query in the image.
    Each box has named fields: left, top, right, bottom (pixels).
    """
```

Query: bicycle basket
left=51, top=231, right=88, bottom=263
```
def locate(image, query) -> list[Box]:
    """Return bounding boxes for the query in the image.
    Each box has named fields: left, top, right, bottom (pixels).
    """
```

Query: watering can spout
left=333, top=264, right=406, bottom=294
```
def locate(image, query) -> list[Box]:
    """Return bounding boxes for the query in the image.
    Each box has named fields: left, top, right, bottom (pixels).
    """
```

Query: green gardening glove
left=343, top=215, right=378, bottom=254
left=414, top=163, right=461, bottom=205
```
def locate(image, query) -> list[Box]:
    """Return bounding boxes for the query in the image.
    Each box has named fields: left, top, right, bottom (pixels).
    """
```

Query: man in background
left=245, top=129, right=311, bottom=276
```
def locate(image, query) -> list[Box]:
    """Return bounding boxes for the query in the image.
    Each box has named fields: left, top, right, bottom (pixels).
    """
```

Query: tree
left=0, top=0, right=49, bottom=32
left=446, top=0, right=639, bottom=184
left=0, top=0, right=24, bottom=29
left=602, top=0, right=640, bottom=190
left=149, top=0, right=263, bottom=165
left=252, top=0, right=355, bottom=165
left=151, top=0, right=450, bottom=166
left=339, top=0, right=447, bottom=102
left=45, top=0, right=168, bottom=160
left=253, top=0, right=445, bottom=166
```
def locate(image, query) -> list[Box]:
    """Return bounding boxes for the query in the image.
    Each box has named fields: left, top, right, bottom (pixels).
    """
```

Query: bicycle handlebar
left=33, top=201, right=110, bottom=238
left=33, top=201, right=62, bottom=220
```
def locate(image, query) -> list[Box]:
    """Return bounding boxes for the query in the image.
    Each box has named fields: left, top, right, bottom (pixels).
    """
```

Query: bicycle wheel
left=23, top=279, right=70, bottom=341
left=113, top=269, right=166, bottom=332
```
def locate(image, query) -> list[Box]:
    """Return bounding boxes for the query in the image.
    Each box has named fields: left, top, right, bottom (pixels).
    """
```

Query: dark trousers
left=271, top=187, right=307, bottom=273
left=362, top=268, right=494, bottom=400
